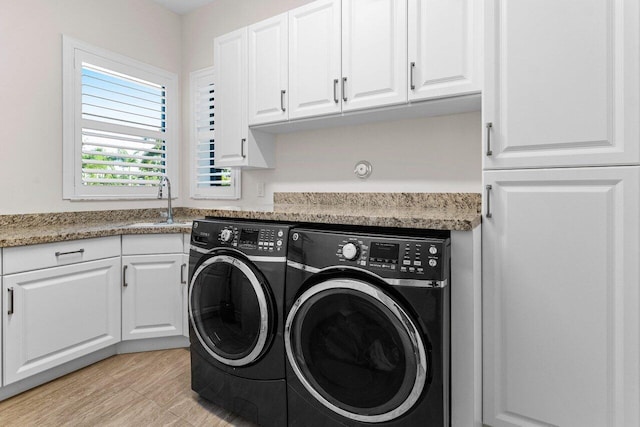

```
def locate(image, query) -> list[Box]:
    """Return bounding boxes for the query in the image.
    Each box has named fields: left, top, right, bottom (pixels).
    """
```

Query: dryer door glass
left=190, top=255, right=273, bottom=367
left=285, top=279, right=428, bottom=423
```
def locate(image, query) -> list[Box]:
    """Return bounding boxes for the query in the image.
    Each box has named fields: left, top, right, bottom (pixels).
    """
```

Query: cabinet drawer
left=122, top=234, right=183, bottom=255
left=3, top=236, right=120, bottom=275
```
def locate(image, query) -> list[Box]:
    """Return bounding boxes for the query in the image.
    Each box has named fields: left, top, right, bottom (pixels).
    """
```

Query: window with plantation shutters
left=63, top=36, right=178, bottom=199
left=190, top=67, right=240, bottom=199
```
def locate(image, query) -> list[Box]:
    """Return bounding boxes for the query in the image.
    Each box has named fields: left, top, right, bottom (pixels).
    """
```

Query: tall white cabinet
left=482, top=1, right=640, bottom=426
left=483, top=167, right=640, bottom=427
left=483, top=0, right=639, bottom=169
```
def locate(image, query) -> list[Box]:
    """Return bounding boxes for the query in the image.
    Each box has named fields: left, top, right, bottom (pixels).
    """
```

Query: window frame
left=62, top=35, right=179, bottom=200
left=189, top=66, right=241, bottom=200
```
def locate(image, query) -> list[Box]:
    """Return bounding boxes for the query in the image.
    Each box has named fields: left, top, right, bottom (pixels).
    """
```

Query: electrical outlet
left=257, top=182, right=265, bottom=198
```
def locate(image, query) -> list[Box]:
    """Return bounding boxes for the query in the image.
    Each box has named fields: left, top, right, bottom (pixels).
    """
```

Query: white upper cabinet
left=482, top=166, right=640, bottom=427
left=483, top=0, right=640, bottom=169
left=214, top=28, right=275, bottom=168
left=214, top=28, right=248, bottom=166
left=248, top=13, right=289, bottom=125
left=341, top=0, right=407, bottom=111
left=289, top=0, right=342, bottom=120
left=408, top=0, right=481, bottom=101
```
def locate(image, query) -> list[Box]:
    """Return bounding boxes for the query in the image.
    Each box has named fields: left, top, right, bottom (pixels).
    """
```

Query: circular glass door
left=189, top=254, right=273, bottom=367
left=285, top=278, right=428, bottom=423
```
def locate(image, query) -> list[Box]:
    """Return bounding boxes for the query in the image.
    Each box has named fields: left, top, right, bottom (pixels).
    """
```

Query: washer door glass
left=285, top=278, right=428, bottom=423
left=190, top=254, right=273, bottom=367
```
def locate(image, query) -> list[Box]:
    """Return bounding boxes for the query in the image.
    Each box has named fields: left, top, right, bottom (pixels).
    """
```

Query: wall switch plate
left=257, top=182, right=265, bottom=197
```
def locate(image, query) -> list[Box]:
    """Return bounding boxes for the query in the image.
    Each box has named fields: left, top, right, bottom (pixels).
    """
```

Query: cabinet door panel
left=408, top=0, right=481, bottom=101
left=484, top=0, right=640, bottom=168
left=289, top=0, right=342, bottom=119
left=3, top=258, right=121, bottom=385
left=483, top=167, right=640, bottom=427
left=214, top=28, right=248, bottom=166
left=342, top=0, right=407, bottom=111
left=248, top=13, right=289, bottom=125
left=122, top=254, right=183, bottom=340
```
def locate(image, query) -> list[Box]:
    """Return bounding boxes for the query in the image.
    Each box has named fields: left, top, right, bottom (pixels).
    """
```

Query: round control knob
left=220, top=229, right=233, bottom=243
left=342, top=243, right=359, bottom=261
left=428, top=259, right=438, bottom=267
left=429, top=246, right=438, bottom=255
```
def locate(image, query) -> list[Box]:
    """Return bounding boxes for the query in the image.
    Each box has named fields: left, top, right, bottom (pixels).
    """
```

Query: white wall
left=181, top=0, right=482, bottom=207
left=245, top=112, right=481, bottom=202
left=0, top=0, right=181, bottom=215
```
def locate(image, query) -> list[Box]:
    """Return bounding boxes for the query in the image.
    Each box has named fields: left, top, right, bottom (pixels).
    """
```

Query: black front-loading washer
left=188, top=218, right=290, bottom=427
left=285, top=226, right=451, bottom=426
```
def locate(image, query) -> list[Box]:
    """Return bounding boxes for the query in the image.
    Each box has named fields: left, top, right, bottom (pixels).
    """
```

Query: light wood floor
left=0, top=348, right=257, bottom=427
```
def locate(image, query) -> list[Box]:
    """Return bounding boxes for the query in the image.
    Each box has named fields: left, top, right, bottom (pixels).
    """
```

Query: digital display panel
left=370, top=242, right=399, bottom=261
left=239, top=229, right=259, bottom=245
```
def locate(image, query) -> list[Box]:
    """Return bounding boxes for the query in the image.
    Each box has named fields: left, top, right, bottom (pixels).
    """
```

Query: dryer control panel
left=191, top=219, right=288, bottom=256
left=335, top=238, right=447, bottom=281
left=289, top=228, right=450, bottom=282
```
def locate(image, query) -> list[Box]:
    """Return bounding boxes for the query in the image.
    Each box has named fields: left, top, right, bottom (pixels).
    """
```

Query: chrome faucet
left=157, top=176, right=174, bottom=224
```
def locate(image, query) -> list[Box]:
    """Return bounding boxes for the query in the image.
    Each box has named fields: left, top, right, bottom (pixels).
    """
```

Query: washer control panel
left=191, top=220, right=289, bottom=256
left=335, top=235, right=449, bottom=281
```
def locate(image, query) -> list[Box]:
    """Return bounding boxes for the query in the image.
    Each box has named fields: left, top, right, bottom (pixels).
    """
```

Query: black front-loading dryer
left=285, top=226, right=450, bottom=426
left=188, top=218, right=290, bottom=427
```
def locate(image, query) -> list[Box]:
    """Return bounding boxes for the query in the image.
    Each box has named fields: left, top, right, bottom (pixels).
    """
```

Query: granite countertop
left=0, top=193, right=481, bottom=248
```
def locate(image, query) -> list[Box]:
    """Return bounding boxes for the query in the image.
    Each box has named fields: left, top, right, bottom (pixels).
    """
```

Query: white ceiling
left=153, top=0, right=217, bottom=15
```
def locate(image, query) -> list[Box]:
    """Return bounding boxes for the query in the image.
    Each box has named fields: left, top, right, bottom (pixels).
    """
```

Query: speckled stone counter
left=0, top=209, right=193, bottom=248
left=184, top=192, right=481, bottom=231
left=0, top=193, right=481, bottom=248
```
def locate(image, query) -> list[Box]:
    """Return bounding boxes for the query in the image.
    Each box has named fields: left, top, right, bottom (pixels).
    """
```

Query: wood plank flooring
left=0, top=348, right=257, bottom=427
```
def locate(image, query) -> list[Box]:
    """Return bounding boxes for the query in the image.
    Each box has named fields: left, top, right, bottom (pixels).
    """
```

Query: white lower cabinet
left=121, top=254, right=185, bottom=341
left=121, top=234, right=187, bottom=341
left=3, top=257, right=121, bottom=385
left=482, top=166, right=640, bottom=427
